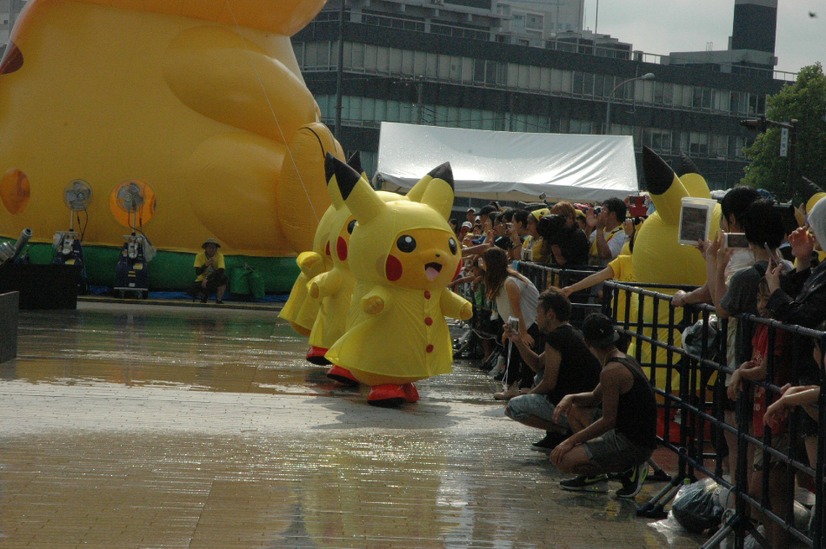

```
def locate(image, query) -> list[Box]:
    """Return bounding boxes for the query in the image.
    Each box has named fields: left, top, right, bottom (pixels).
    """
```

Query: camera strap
left=502, top=339, right=513, bottom=389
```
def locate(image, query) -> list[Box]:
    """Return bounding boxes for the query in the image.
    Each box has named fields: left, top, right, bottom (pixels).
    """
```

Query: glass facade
left=293, top=16, right=785, bottom=189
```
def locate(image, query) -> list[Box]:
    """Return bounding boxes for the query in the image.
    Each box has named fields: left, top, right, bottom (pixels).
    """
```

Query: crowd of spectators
left=450, top=189, right=826, bottom=539
left=450, top=195, right=655, bottom=498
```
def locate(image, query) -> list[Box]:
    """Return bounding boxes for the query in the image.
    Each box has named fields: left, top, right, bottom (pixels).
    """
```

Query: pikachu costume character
left=279, top=153, right=367, bottom=341
left=278, top=207, right=336, bottom=338
left=315, top=157, right=458, bottom=386
left=629, top=147, right=721, bottom=388
left=0, top=0, right=341, bottom=291
left=323, top=155, right=473, bottom=406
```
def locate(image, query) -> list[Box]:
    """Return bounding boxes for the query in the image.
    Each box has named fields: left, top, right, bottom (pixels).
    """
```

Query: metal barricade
left=515, top=262, right=826, bottom=548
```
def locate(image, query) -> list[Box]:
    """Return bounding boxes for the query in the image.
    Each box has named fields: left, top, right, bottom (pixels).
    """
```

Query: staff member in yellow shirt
left=194, top=237, right=228, bottom=304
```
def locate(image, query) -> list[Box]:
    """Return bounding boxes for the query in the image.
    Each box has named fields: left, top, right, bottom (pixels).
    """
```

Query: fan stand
left=113, top=207, right=149, bottom=300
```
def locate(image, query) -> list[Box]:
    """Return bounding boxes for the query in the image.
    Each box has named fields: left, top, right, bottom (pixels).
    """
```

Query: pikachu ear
left=347, top=151, right=366, bottom=179
left=404, top=172, right=434, bottom=203
left=419, top=162, right=455, bottom=220
left=326, top=153, right=385, bottom=223
left=324, top=153, right=346, bottom=209
left=642, top=146, right=688, bottom=225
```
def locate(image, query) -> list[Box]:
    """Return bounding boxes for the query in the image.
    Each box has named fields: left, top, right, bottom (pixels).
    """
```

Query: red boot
left=326, top=365, right=359, bottom=386
left=402, top=383, right=419, bottom=403
left=367, top=384, right=406, bottom=407
left=306, top=346, right=330, bottom=365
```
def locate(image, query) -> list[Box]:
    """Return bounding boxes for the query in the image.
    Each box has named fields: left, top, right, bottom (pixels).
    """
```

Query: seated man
left=550, top=313, right=657, bottom=499
left=504, top=288, right=602, bottom=452
left=193, top=237, right=228, bottom=304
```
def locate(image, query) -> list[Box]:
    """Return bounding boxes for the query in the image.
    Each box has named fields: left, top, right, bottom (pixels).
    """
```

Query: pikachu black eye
left=347, top=220, right=357, bottom=234
left=397, top=235, right=416, bottom=253
left=448, top=238, right=457, bottom=255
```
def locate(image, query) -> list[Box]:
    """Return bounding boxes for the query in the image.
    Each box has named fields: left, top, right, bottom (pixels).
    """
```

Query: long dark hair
left=481, top=247, right=528, bottom=300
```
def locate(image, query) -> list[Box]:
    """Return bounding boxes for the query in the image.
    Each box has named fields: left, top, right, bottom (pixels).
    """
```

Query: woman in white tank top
left=480, top=247, right=541, bottom=399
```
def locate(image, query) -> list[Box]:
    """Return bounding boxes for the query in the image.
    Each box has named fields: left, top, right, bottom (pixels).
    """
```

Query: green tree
left=741, top=63, right=826, bottom=201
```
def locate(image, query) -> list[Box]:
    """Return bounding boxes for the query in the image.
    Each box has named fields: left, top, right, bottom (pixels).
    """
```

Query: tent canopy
left=375, top=122, right=639, bottom=203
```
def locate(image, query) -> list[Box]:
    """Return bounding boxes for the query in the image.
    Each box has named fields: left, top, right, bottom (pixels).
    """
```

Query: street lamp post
left=605, top=72, right=654, bottom=135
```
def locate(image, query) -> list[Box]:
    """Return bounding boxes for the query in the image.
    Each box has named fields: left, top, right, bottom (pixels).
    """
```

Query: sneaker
left=488, top=355, right=506, bottom=378
left=531, top=432, right=566, bottom=453
left=615, top=462, right=648, bottom=499
left=559, top=474, right=609, bottom=491
left=215, top=300, right=224, bottom=305
left=493, top=385, right=520, bottom=401
left=199, top=295, right=208, bottom=304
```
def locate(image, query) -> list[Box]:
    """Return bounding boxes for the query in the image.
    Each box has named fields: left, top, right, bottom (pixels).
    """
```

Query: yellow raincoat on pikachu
left=324, top=156, right=472, bottom=402
left=307, top=158, right=453, bottom=384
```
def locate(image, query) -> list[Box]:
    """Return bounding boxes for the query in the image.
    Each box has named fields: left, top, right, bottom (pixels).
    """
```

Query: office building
left=293, top=0, right=791, bottom=193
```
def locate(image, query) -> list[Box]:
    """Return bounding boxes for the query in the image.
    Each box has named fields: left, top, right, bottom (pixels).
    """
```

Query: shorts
left=583, top=430, right=654, bottom=474
left=506, top=395, right=600, bottom=432
left=194, top=272, right=228, bottom=293
left=507, top=394, right=570, bottom=430
left=753, top=432, right=790, bottom=471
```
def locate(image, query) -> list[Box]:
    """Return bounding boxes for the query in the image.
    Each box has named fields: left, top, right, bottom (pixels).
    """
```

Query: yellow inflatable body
left=323, top=156, right=472, bottom=406
left=0, top=0, right=341, bottom=289
left=629, top=147, right=721, bottom=388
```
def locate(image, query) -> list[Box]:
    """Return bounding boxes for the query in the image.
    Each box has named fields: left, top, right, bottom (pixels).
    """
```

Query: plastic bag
left=672, top=478, right=723, bottom=534
left=681, top=314, right=719, bottom=362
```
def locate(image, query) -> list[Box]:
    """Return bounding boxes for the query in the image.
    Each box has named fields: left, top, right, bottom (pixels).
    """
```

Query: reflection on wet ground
left=0, top=301, right=705, bottom=548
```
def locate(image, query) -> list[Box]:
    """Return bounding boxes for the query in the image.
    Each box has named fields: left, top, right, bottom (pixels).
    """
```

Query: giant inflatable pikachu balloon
left=630, top=147, right=721, bottom=387
left=0, top=0, right=341, bottom=291
left=324, top=155, right=472, bottom=407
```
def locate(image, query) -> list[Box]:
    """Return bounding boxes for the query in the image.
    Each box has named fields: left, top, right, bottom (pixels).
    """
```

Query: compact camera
left=507, top=316, right=520, bottom=332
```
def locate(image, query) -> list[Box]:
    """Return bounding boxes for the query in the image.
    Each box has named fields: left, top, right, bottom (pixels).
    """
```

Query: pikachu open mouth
left=424, top=262, right=443, bottom=282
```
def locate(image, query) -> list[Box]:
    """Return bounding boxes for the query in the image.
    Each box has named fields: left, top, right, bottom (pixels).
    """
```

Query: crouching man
left=504, top=288, right=601, bottom=453
left=550, top=313, right=657, bottom=499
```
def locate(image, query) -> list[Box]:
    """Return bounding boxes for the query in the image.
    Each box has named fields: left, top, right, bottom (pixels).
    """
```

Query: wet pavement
left=0, top=300, right=706, bottom=548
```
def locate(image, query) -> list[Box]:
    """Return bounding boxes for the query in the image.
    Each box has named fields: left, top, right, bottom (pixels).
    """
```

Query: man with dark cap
left=549, top=313, right=657, bottom=499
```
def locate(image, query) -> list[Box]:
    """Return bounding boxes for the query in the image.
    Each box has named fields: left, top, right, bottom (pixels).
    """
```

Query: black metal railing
left=518, top=262, right=825, bottom=548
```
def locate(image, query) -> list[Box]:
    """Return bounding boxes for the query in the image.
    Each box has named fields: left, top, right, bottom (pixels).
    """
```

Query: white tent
left=375, top=122, right=639, bottom=203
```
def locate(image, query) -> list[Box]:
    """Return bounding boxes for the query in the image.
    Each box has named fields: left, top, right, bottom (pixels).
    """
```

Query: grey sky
left=586, top=0, right=823, bottom=74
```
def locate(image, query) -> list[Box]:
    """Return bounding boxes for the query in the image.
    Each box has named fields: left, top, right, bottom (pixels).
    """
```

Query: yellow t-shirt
left=194, top=251, right=225, bottom=282
left=530, top=237, right=545, bottom=263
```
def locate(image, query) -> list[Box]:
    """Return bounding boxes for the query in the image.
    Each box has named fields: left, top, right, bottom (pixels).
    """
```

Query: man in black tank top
left=504, top=289, right=601, bottom=452
left=549, top=313, right=657, bottom=499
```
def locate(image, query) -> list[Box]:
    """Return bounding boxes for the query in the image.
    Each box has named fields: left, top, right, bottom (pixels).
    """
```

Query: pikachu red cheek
left=337, top=236, right=348, bottom=261
left=385, top=255, right=403, bottom=281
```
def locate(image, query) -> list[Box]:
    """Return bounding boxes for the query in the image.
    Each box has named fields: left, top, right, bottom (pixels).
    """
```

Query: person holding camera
left=587, top=198, right=627, bottom=268
left=540, top=204, right=589, bottom=267
left=193, top=237, right=228, bottom=304
left=480, top=247, right=542, bottom=400
left=504, top=288, right=601, bottom=452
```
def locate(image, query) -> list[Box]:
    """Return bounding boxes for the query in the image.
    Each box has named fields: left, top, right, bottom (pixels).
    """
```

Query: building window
left=525, top=13, right=543, bottom=31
